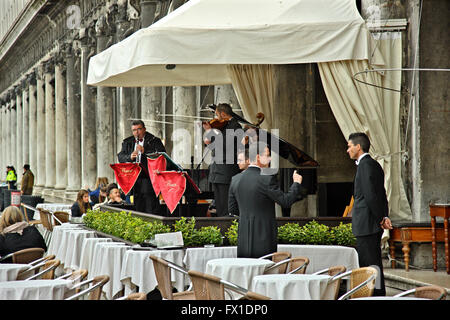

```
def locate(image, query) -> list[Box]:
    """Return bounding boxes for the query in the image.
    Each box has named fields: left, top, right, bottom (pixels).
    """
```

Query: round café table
left=251, top=273, right=334, bottom=300
left=0, top=279, right=75, bottom=300
left=205, top=258, right=274, bottom=299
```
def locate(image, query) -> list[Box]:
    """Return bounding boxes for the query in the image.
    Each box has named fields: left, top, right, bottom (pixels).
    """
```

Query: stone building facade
left=0, top=0, right=448, bottom=223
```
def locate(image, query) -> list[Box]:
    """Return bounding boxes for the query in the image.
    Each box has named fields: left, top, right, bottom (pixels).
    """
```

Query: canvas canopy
left=87, top=0, right=376, bottom=87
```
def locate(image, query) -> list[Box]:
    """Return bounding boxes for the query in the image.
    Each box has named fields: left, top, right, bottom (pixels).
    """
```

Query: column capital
left=43, top=57, right=55, bottom=74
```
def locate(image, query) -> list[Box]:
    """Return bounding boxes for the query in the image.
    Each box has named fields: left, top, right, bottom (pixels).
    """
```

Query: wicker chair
left=24, top=259, right=61, bottom=280
left=149, top=255, right=195, bottom=300
left=287, top=256, right=310, bottom=274
left=335, top=267, right=378, bottom=300
left=57, top=269, right=88, bottom=282
left=20, top=203, right=41, bottom=225
left=0, top=247, right=45, bottom=264
left=312, top=265, right=347, bottom=300
left=394, top=285, right=447, bottom=300
left=52, top=211, right=70, bottom=226
left=259, top=251, right=292, bottom=263
left=239, top=291, right=271, bottom=300
left=38, top=209, right=54, bottom=232
left=65, top=275, right=110, bottom=300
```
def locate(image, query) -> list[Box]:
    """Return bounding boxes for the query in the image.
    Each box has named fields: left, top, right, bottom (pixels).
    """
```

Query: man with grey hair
left=228, top=141, right=307, bottom=258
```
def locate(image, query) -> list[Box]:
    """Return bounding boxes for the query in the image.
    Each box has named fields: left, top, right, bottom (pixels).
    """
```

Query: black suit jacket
left=228, top=166, right=306, bottom=258
left=352, top=155, right=389, bottom=237
left=117, top=132, right=166, bottom=177
left=207, top=117, right=242, bottom=184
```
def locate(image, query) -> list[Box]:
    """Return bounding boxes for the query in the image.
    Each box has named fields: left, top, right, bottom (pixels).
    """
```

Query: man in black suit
left=203, top=103, right=243, bottom=217
left=228, top=142, right=307, bottom=258
left=118, top=120, right=166, bottom=214
left=347, top=132, right=392, bottom=296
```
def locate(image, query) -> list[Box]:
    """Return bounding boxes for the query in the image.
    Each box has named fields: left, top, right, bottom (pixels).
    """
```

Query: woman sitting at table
left=0, top=206, right=47, bottom=261
left=71, top=189, right=93, bottom=217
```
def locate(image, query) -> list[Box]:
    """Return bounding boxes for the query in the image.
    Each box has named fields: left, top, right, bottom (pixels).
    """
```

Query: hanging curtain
left=317, top=32, right=411, bottom=224
left=226, top=64, right=275, bottom=130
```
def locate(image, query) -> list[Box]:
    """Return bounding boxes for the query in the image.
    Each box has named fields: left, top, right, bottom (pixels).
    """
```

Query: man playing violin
left=202, top=103, right=243, bottom=217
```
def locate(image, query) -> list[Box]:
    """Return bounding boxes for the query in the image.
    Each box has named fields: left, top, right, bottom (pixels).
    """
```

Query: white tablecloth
left=89, top=242, right=129, bottom=299
left=63, top=230, right=97, bottom=270
left=79, top=237, right=113, bottom=272
left=0, top=279, right=75, bottom=300
left=205, top=258, right=274, bottom=299
left=251, top=274, right=334, bottom=300
left=0, top=264, right=31, bottom=281
left=120, top=248, right=185, bottom=295
left=47, top=224, right=83, bottom=257
left=184, top=246, right=237, bottom=273
left=35, top=203, right=72, bottom=220
left=278, top=244, right=359, bottom=274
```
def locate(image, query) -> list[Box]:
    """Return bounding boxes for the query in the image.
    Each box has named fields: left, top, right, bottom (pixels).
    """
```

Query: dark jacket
left=352, top=155, right=389, bottom=237
left=71, top=202, right=92, bottom=218
left=207, top=117, right=242, bottom=184
left=21, top=170, right=34, bottom=195
left=0, top=226, right=47, bottom=260
left=117, top=131, right=166, bottom=178
left=228, top=166, right=306, bottom=258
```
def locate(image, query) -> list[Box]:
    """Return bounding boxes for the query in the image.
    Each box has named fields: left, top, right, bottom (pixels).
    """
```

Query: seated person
left=0, top=206, right=47, bottom=261
left=93, top=183, right=126, bottom=210
left=71, top=189, right=93, bottom=217
left=86, top=177, right=109, bottom=205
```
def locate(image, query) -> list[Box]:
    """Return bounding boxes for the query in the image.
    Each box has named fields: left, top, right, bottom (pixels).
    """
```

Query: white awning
left=87, top=0, right=374, bottom=87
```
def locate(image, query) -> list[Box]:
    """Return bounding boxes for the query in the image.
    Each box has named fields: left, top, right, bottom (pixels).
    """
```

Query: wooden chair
left=394, top=285, right=447, bottom=300
left=259, top=251, right=292, bottom=264
left=0, top=247, right=45, bottom=264
left=287, top=256, right=310, bottom=274
left=38, top=209, right=54, bottom=232
left=20, top=203, right=41, bottom=225
left=334, top=267, right=378, bottom=300
left=65, top=275, right=110, bottom=300
left=24, top=259, right=61, bottom=280
left=313, top=265, right=347, bottom=300
left=52, top=211, right=70, bottom=226
left=239, top=291, right=271, bottom=300
left=149, top=255, right=195, bottom=300
left=187, top=270, right=249, bottom=300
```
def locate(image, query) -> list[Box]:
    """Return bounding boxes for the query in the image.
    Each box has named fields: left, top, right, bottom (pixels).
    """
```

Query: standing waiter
left=118, top=120, right=166, bottom=214
left=202, top=103, right=242, bottom=217
left=346, top=132, right=392, bottom=296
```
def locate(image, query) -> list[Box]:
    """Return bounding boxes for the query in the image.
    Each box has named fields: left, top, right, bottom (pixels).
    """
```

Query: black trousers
left=133, top=176, right=161, bottom=215
left=355, top=231, right=386, bottom=296
left=212, top=183, right=230, bottom=217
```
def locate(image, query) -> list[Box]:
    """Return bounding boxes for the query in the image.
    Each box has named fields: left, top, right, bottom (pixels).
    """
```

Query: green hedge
left=226, top=220, right=356, bottom=247
left=83, top=210, right=355, bottom=247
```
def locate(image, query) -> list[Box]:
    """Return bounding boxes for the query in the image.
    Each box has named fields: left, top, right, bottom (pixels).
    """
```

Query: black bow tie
left=136, top=138, right=143, bottom=142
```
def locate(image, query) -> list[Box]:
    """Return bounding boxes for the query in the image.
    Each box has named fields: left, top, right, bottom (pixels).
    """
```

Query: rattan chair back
left=188, top=270, right=225, bottom=300
left=12, top=247, right=45, bottom=264
left=240, top=291, right=271, bottom=300
left=287, top=256, right=310, bottom=274
left=38, top=209, right=53, bottom=231
left=349, top=267, right=377, bottom=299
left=53, top=211, right=70, bottom=225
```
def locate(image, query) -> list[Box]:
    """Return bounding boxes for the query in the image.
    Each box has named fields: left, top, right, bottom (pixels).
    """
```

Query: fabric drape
left=317, top=32, right=411, bottom=224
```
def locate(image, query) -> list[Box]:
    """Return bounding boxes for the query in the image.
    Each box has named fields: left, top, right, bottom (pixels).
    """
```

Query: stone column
left=44, top=59, right=56, bottom=197
left=80, top=25, right=97, bottom=188
left=54, top=54, right=68, bottom=200
left=65, top=41, right=82, bottom=199
left=15, top=86, right=22, bottom=172
left=172, top=87, right=196, bottom=167
left=34, top=64, right=46, bottom=193
left=22, top=78, right=29, bottom=167
left=0, top=100, right=4, bottom=181
left=10, top=91, right=17, bottom=176
left=95, top=16, right=115, bottom=182
left=140, top=0, right=163, bottom=141
left=28, top=73, right=37, bottom=182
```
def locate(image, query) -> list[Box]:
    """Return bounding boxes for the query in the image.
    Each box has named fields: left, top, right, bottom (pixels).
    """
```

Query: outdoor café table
left=277, top=244, right=359, bottom=274
left=62, top=230, right=96, bottom=271
left=47, top=224, right=83, bottom=257
left=89, top=242, right=129, bottom=300
left=120, top=248, right=185, bottom=295
left=0, top=264, right=30, bottom=281
left=183, top=246, right=237, bottom=273
left=0, top=279, right=75, bottom=300
left=251, top=274, right=334, bottom=300
left=205, top=258, right=274, bottom=299
left=79, top=237, right=113, bottom=272
left=34, top=203, right=72, bottom=220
